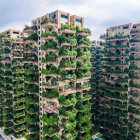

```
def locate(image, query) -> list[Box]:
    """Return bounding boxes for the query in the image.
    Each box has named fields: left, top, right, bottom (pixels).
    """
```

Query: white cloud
left=0, top=0, right=140, bottom=39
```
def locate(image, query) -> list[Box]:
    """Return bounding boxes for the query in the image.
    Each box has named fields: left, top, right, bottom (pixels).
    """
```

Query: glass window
left=61, top=14, right=68, bottom=19
left=13, top=32, right=19, bottom=34
left=76, top=19, right=81, bottom=23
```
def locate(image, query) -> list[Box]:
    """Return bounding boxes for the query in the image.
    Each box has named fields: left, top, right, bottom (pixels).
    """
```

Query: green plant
left=61, top=24, right=76, bottom=30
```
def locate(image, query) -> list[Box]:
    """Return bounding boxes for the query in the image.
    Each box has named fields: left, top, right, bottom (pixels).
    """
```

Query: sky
left=0, top=0, right=140, bottom=39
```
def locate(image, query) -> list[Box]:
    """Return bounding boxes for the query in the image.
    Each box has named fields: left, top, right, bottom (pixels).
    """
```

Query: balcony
left=41, top=31, right=58, bottom=41
left=15, top=112, right=25, bottom=119
left=103, top=84, right=128, bottom=91
left=61, top=74, right=76, bottom=81
left=105, top=34, right=129, bottom=42
left=129, top=98, right=140, bottom=106
left=41, top=40, right=58, bottom=50
left=130, top=39, right=140, bottom=43
left=129, top=63, right=139, bottom=70
left=59, top=24, right=76, bottom=34
left=77, top=49, right=90, bottom=58
left=63, top=120, right=77, bottom=131
left=59, top=46, right=77, bottom=57
left=76, top=112, right=92, bottom=122
left=76, top=93, right=91, bottom=101
left=104, top=92, right=128, bottom=100
left=77, top=28, right=91, bottom=36
left=61, top=131, right=77, bottom=140
left=26, top=114, right=39, bottom=124
left=76, top=70, right=91, bottom=79
left=76, top=81, right=91, bottom=91
left=130, top=29, right=140, bottom=35
left=43, top=124, right=59, bottom=136
left=59, top=107, right=77, bottom=118
left=59, top=84, right=76, bottom=95
left=41, top=22, right=57, bottom=29
left=43, top=104, right=58, bottom=113
left=77, top=61, right=92, bottom=70
left=77, top=38, right=91, bottom=46
left=130, top=82, right=140, bottom=88
left=42, top=113, right=58, bottom=126
left=76, top=101, right=91, bottom=112
left=26, top=94, right=39, bottom=104
left=42, top=65, right=58, bottom=75
left=26, top=124, right=39, bottom=133
left=60, top=29, right=76, bottom=34
left=3, top=48, right=10, bottom=54
left=26, top=104, right=39, bottom=114
left=14, top=105, right=25, bottom=111
left=23, top=25, right=37, bottom=34
left=43, top=136, right=59, bottom=140
left=42, top=82, right=59, bottom=89
left=59, top=59, right=76, bottom=70
left=25, top=84, right=39, bottom=93
left=59, top=94, right=76, bottom=106
left=129, top=106, right=140, bottom=115
left=24, top=32, right=38, bottom=43
left=59, top=34, right=77, bottom=46
left=42, top=88, right=59, bottom=98
left=14, top=118, right=25, bottom=125
left=41, top=54, right=57, bottom=63
left=107, top=68, right=129, bottom=74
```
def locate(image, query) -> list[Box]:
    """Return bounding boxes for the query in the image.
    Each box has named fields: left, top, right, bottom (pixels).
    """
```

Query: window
left=123, top=26, right=128, bottom=29
left=13, top=32, right=19, bottom=34
left=112, top=28, right=117, bottom=31
left=76, top=19, right=81, bottom=23
left=61, top=14, right=68, bottom=19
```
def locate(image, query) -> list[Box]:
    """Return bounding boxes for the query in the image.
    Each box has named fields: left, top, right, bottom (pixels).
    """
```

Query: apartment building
left=91, top=41, right=105, bottom=134
left=0, top=10, right=92, bottom=140
left=97, top=23, right=140, bottom=140
left=129, top=23, right=140, bottom=140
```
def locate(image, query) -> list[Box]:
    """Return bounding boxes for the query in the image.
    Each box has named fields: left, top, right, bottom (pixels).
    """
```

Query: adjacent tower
left=97, top=23, right=140, bottom=140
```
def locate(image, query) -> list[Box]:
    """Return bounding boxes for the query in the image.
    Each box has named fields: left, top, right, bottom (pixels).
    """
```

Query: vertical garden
left=12, top=41, right=26, bottom=138
left=24, top=26, right=40, bottom=140
left=40, top=18, right=93, bottom=140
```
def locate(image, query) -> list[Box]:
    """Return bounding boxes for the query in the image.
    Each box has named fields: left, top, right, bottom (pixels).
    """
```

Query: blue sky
left=0, top=0, right=140, bottom=39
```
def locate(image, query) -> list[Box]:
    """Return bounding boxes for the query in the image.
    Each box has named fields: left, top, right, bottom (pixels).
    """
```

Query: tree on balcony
left=42, top=113, right=58, bottom=126
left=42, top=88, right=59, bottom=98
left=41, top=40, right=58, bottom=50
left=24, top=32, right=38, bottom=41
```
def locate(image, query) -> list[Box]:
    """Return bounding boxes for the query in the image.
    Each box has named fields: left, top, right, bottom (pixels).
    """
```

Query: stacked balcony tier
left=91, top=45, right=105, bottom=134
left=12, top=42, right=26, bottom=138
left=24, top=38, right=39, bottom=140
left=58, top=25, right=78, bottom=140
left=75, top=30, right=92, bottom=140
left=102, top=37, right=130, bottom=139
left=0, top=41, right=14, bottom=135
left=41, top=23, right=60, bottom=140
left=129, top=30, right=140, bottom=140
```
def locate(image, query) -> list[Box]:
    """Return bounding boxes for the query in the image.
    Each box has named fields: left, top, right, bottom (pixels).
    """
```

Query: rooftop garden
left=41, top=17, right=56, bottom=24
left=24, top=25, right=37, bottom=30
